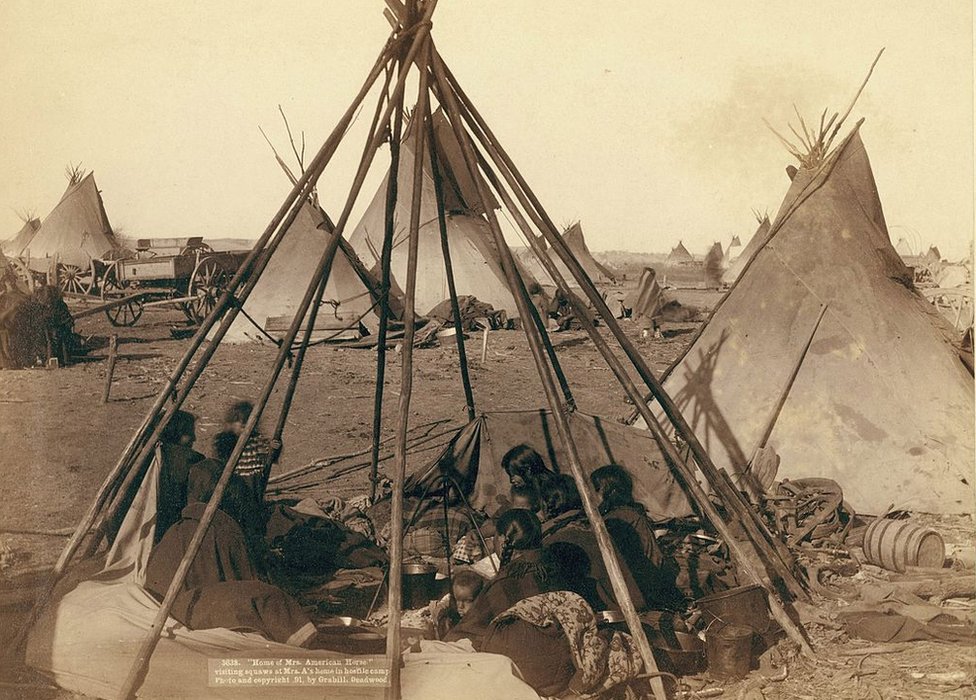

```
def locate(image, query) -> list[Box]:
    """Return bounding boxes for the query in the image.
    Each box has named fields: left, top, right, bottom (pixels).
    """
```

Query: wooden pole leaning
left=440, top=63, right=814, bottom=647
left=369, top=61, right=408, bottom=503
left=427, top=56, right=669, bottom=700
left=5, top=37, right=404, bottom=667
left=425, top=112, right=476, bottom=421
left=115, top=20, right=437, bottom=700
left=385, top=39, right=431, bottom=700
left=442, top=59, right=809, bottom=580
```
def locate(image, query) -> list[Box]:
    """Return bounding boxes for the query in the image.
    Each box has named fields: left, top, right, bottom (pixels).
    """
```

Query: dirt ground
left=1, top=289, right=974, bottom=699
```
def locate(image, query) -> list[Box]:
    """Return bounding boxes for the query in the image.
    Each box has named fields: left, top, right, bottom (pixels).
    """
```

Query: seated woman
left=445, top=509, right=563, bottom=647
left=155, top=410, right=206, bottom=543
left=145, top=462, right=317, bottom=648
left=540, top=474, right=648, bottom=612
left=590, top=464, right=684, bottom=611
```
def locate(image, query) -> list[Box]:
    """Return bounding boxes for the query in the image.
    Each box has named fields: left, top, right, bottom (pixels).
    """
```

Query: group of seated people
left=142, top=401, right=332, bottom=648
left=428, top=445, right=685, bottom=695
left=139, top=407, right=685, bottom=695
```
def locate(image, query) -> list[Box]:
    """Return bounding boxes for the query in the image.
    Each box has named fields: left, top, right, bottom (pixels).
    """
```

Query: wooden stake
left=102, top=334, right=118, bottom=403
left=480, top=326, right=489, bottom=364
left=429, top=53, right=669, bottom=700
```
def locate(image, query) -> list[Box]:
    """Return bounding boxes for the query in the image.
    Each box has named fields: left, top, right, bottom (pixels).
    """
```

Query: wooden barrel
left=862, top=519, right=945, bottom=572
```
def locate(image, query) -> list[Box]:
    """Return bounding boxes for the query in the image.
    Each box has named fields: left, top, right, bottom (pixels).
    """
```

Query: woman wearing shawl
left=591, top=464, right=684, bottom=611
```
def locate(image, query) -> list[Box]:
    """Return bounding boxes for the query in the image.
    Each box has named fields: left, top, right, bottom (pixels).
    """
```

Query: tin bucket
left=706, top=624, right=753, bottom=680
left=696, top=584, right=770, bottom=634
left=402, top=562, right=437, bottom=609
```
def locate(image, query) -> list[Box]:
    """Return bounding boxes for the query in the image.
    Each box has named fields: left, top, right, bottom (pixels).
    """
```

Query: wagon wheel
left=8, top=256, right=36, bottom=293
left=186, top=257, right=229, bottom=324
left=57, top=259, right=97, bottom=296
left=101, top=261, right=144, bottom=327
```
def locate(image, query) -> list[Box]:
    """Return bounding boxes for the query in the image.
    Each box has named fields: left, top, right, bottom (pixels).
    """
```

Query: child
left=219, top=400, right=281, bottom=507
left=451, top=569, right=485, bottom=618
left=436, top=569, right=485, bottom=638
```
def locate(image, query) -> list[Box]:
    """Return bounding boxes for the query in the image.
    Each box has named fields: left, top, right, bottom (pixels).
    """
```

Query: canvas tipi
left=721, top=215, right=770, bottom=286
left=223, top=201, right=393, bottom=343
left=637, top=125, right=975, bottom=515
left=2, top=217, right=41, bottom=256
left=347, top=112, right=535, bottom=319
left=703, top=241, right=724, bottom=288
left=13, top=173, right=118, bottom=271
left=666, top=240, right=694, bottom=265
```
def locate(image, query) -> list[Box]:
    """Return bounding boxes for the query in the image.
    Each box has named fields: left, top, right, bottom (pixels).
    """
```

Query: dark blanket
left=145, top=502, right=313, bottom=645
left=154, top=444, right=206, bottom=543
left=604, top=504, right=684, bottom=611
left=482, top=617, right=576, bottom=696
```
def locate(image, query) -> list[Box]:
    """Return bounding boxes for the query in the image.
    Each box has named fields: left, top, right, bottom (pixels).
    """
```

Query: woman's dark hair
left=539, top=473, right=581, bottom=520
left=161, top=410, right=195, bottom=445
left=186, top=460, right=220, bottom=504
left=496, top=508, right=543, bottom=567
left=509, top=484, right=541, bottom=512
left=590, top=463, right=641, bottom=513
left=501, top=444, right=548, bottom=483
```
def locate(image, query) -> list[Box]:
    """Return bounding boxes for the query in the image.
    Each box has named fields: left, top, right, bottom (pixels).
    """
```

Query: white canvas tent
left=11, top=173, right=119, bottom=271
left=347, top=116, right=535, bottom=319
left=721, top=216, right=770, bottom=286
left=637, top=125, right=975, bottom=515
left=223, top=201, right=389, bottom=343
left=2, top=217, right=41, bottom=256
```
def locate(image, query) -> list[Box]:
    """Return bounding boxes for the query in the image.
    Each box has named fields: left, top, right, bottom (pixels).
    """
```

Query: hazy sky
left=1, top=1, right=973, bottom=259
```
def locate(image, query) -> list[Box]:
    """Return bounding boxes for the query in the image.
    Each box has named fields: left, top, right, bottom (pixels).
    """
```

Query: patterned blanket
left=492, top=591, right=644, bottom=694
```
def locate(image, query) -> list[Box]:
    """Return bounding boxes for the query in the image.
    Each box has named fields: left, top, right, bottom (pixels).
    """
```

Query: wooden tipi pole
left=385, top=34, right=431, bottom=700
left=369, top=58, right=408, bottom=503
left=425, top=112, right=476, bottom=421
left=428, top=55, right=669, bottom=700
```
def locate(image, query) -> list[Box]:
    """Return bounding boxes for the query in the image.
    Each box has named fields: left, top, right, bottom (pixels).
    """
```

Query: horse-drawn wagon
left=98, top=237, right=248, bottom=326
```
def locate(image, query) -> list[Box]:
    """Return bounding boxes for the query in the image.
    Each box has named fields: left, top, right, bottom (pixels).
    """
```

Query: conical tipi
left=722, top=215, right=770, bottom=286
left=14, top=173, right=118, bottom=271
left=223, top=201, right=392, bottom=343
left=348, top=113, right=536, bottom=319
left=638, top=125, right=975, bottom=514
left=2, top=217, right=40, bottom=256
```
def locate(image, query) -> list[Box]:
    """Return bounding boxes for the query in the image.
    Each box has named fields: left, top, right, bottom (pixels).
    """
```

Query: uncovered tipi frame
left=15, top=3, right=812, bottom=698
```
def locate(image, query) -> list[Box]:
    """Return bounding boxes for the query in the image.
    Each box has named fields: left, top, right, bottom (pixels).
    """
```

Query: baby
left=436, top=569, right=485, bottom=638
left=451, top=569, right=485, bottom=617
left=508, top=484, right=541, bottom=513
